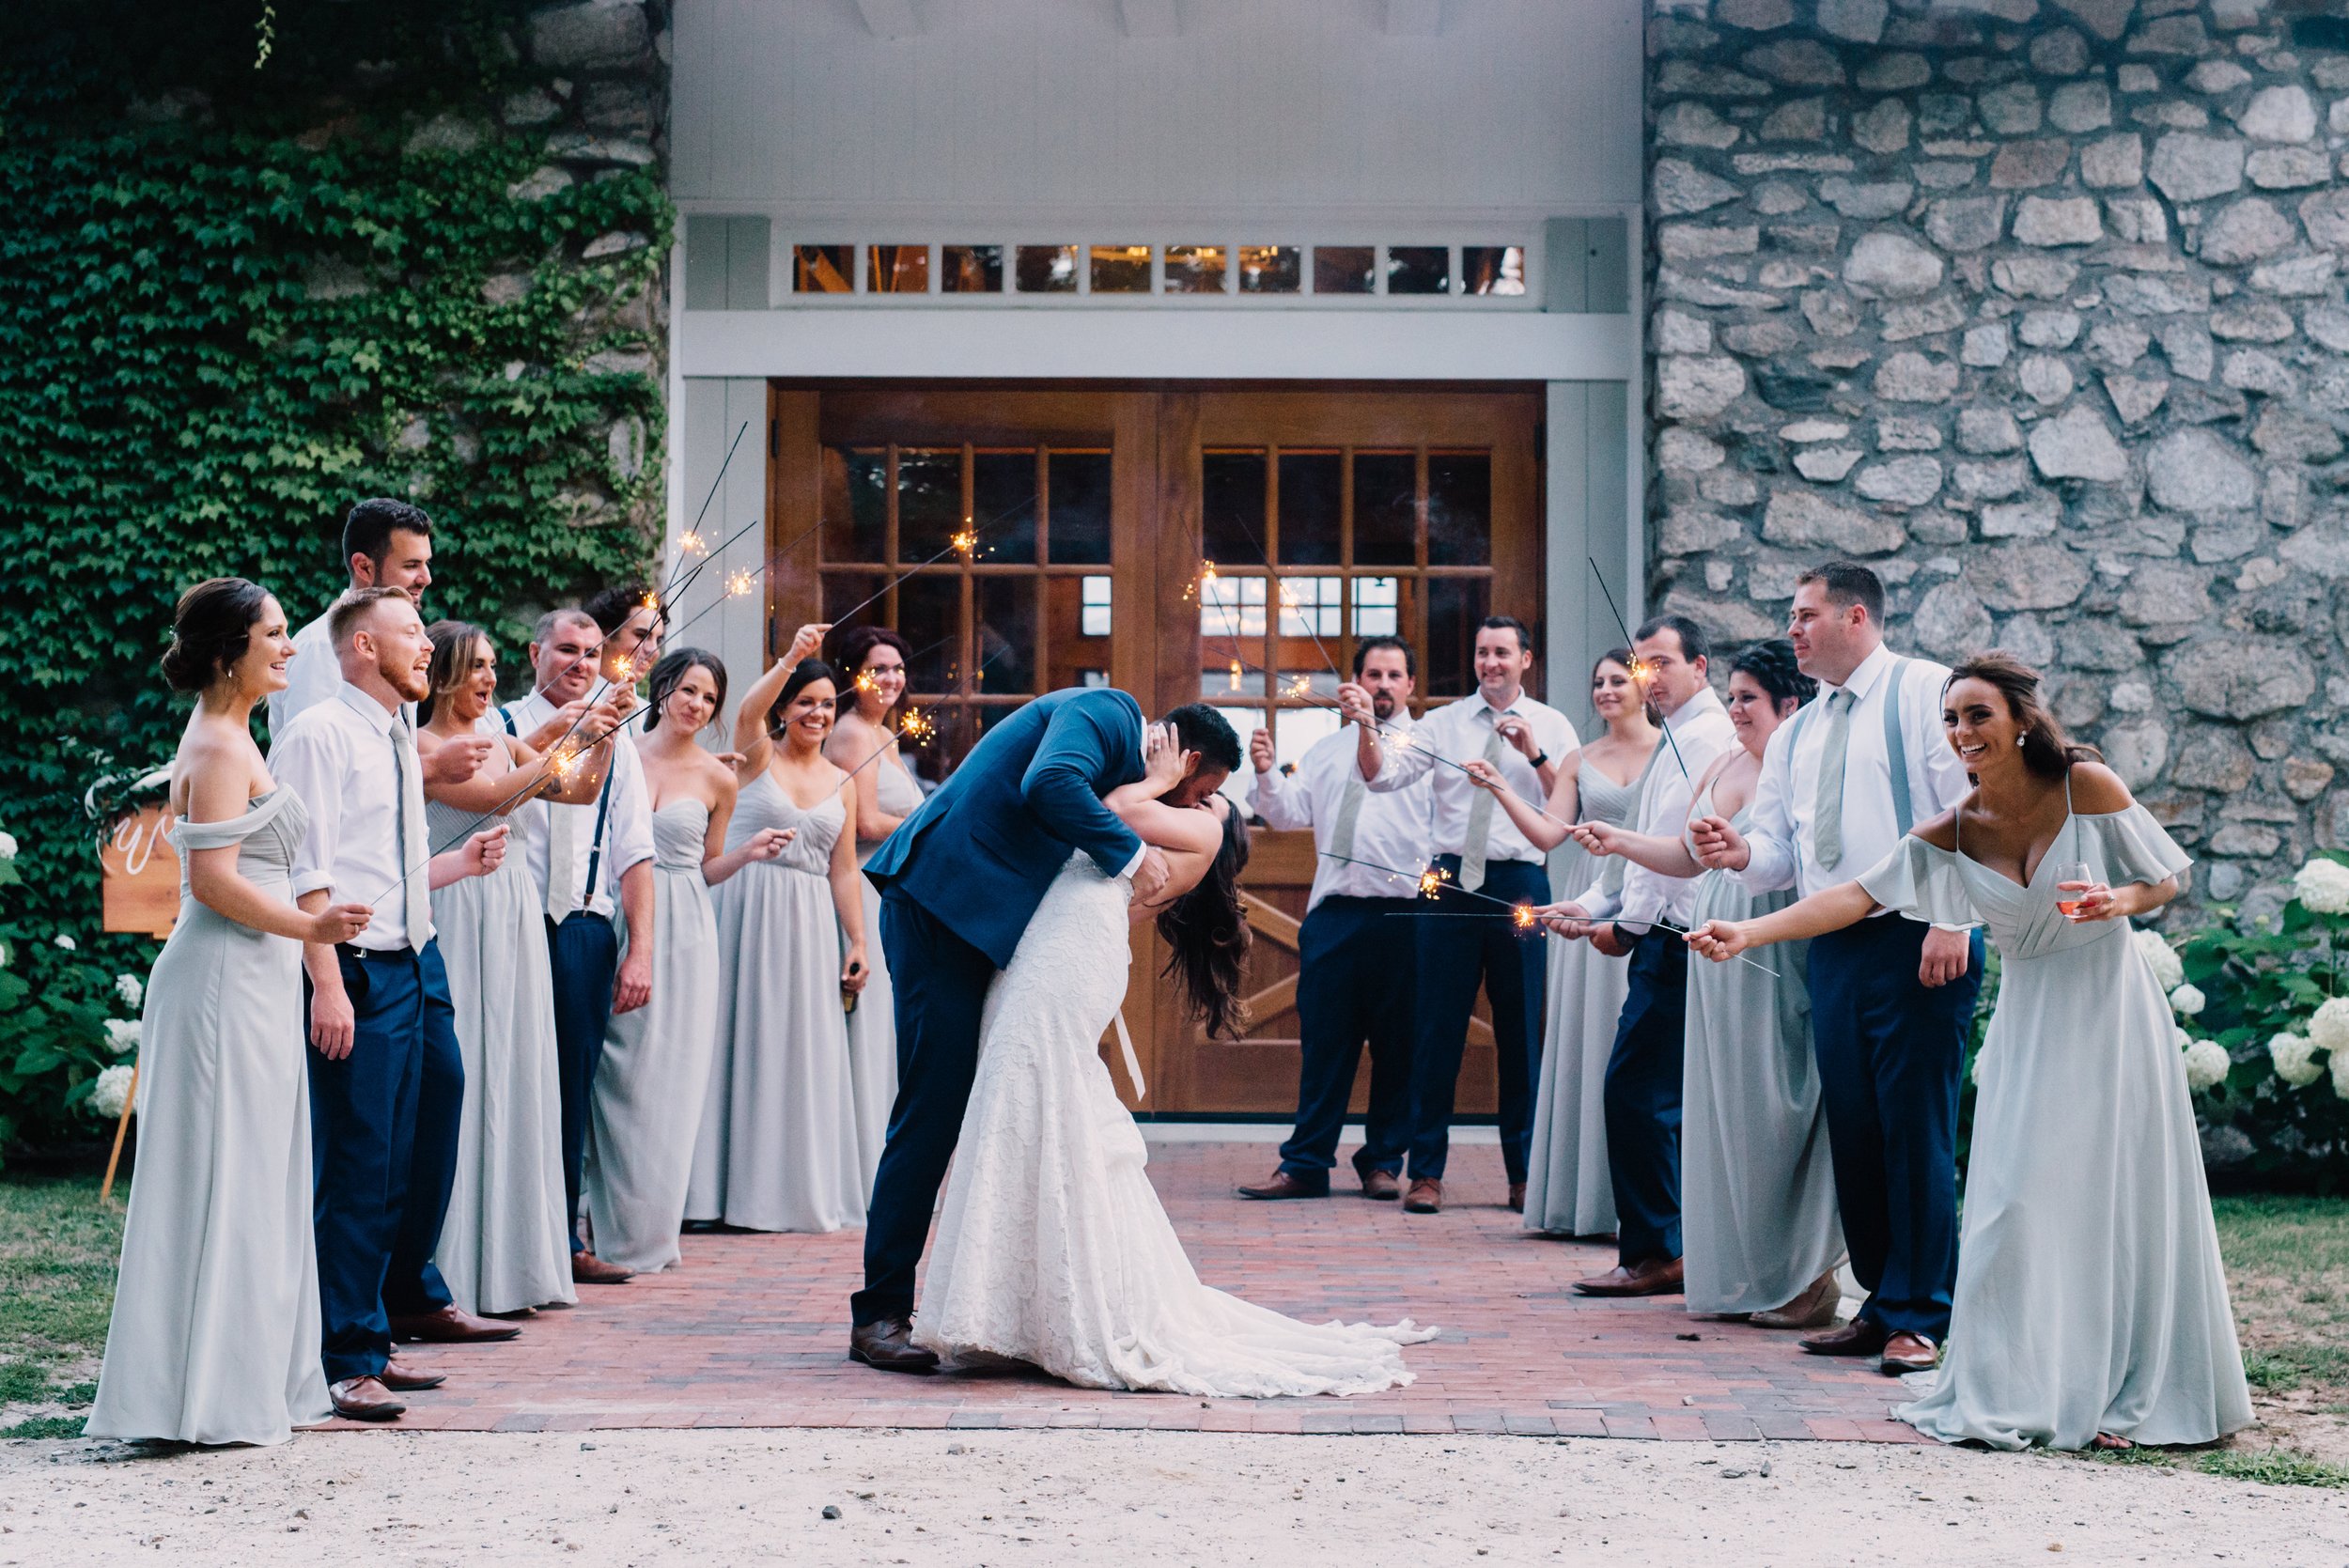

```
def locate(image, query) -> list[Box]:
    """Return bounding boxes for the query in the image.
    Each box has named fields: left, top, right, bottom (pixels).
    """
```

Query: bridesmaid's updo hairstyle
left=1158, top=799, right=1252, bottom=1040
left=1730, top=638, right=1816, bottom=712
left=646, top=646, right=728, bottom=732
left=163, top=577, right=272, bottom=693
left=1594, top=644, right=1659, bottom=726
left=418, top=620, right=490, bottom=726
left=1945, top=652, right=2101, bottom=782
left=767, top=658, right=843, bottom=738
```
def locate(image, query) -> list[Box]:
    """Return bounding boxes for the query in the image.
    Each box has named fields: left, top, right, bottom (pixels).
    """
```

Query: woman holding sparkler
left=1466, top=648, right=1660, bottom=1238
left=688, top=637, right=870, bottom=1233
left=1689, top=655, right=2249, bottom=1452
left=824, top=625, right=924, bottom=1195
left=417, top=621, right=618, bottom=1318
left=587, top=648, right=793, bottom=1270
left=1540, top=641, right=1843, bottom=1328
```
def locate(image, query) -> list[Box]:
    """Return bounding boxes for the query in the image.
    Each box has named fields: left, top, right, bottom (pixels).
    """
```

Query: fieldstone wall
left=1644, top=0, right=2349, bottom=921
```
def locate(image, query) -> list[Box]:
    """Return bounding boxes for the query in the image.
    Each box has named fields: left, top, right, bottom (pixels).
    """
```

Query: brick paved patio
left=358, top=1142, right=1924, bottom=1442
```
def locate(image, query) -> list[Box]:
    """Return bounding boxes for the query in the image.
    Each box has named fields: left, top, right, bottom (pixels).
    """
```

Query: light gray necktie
left=1326, top=762, right=1368, bottom=862
left=1812, top=688, right=1858, bottom=873
left=544, top=717, right=578, bottom=920
left=1458, top=723, right=1510, bottom=893
left=393, top=719, right=430, bottom=953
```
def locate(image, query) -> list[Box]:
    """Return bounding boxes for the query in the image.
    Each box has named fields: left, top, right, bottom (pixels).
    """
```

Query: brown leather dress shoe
left=849, top=1317, right=941, bottom=1374
left=572, top=1250, right=634, bottom=1284
left=1403, top=1178, right=1442, bottom=1214
left=1237, top=1171, right=1328, bottom=1201
left=1750, top=1270, right=1843, bottom=1330
left=1880, top=1331, right=1942, bottom=1375
left=1360, top=1169, right=1402, bottom=1202
left=380, top=1357, right=447, bottom=1391
left=1572, top=1257, right=1685, bottom=1296
left=329, top=1376, right=406, bottom=1422
left=1507, top=1182, right=1526, bottom=1213
left=388, top=1303, right=522, bottom=1343
left=1798, top=1316, right=1890, bottom=1358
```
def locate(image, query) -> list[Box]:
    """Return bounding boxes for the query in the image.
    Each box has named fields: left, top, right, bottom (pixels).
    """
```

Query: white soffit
left=1385, top=0, right=1441, bottom=36
left=852, top=0, right=922, bottom=39
left=1118, top=0, right=1182, bottom=38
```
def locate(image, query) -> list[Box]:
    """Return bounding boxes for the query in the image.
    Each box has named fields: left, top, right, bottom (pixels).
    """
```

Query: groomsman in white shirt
left=1237, top=637, right=1430, bottom=1203
left=1690, top=562, right=1982, bottom=1376
left=1541, top=614, right=1737, bottom=1297
left=272, top=500, right=461, bottom=753
left=1352, top=617, right=1576, bottom=1216
left=499, top=589, right=659, bottom=1285
left=271, top=588, right=513, bottom=1421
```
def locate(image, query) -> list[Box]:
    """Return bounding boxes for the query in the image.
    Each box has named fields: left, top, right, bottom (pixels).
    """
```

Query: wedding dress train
left=913, top=853, right=1435, bottom=1396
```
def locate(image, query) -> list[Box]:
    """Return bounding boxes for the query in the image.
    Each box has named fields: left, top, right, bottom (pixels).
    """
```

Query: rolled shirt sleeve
left=268, top=717, right=347, bottom=903
left=605, top=738, right=657, bottom=881
left=1361, top=724, right=1436, bottom=794
left=1250, top=764, right=1314, bottom=831
left=1732, top=718, right=1802, bottom=895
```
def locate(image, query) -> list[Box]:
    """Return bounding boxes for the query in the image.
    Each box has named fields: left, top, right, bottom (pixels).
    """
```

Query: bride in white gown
left=914, top=736, right=1436, bottom=1396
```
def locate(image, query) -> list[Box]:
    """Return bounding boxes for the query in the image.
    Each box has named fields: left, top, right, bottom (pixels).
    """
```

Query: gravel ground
left=5, top=1429, right=2347, bottom=1567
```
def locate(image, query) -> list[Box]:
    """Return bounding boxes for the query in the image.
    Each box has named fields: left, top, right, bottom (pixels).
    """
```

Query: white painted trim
left=663, top=240, right=685, bottom=555
left=678, top=307, right=1635, bottom=383
left=1624, top=205, right=1647, bottom=623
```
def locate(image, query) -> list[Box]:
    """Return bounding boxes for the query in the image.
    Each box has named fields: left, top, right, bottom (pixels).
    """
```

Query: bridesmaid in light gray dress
left=1692, top=654, right=2251, bottom=1452
left=588, top=650, right=790, bottom=1270
left=1571, top=642, right=1842, bottom=1325
left=689, top=647, right=870, bottom=1233
left=418, top=622, right=595, bottom=1317
left=1469, top=649, right=1657, bottom=1236
left=823, top=626, right=921, bottom=1196
left=90, top=580, right=370, bottom=1445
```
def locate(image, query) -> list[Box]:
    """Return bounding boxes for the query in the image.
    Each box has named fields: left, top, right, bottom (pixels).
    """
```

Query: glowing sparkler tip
left=1514, top=904, right=1537, bottom=930
left=949, top=529, right=978, bottom=555
left=1227, top=659, right=1244, bottom=692
left=1418, top=869, right=1443, bottom=898
left=677, top=530, right=707, bottom=555
left=724, top=567, right=756, bottom=598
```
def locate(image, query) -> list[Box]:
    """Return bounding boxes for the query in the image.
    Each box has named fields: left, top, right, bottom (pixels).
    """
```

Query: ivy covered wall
left=0, top=0, right=673, bottom=1154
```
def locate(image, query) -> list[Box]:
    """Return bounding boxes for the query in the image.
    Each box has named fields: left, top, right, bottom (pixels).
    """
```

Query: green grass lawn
left=4, top=1176, right=2348, bottom=1480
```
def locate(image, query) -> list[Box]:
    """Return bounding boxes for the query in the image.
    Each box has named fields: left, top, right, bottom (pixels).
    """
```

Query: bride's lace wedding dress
left=913, top=853, right=1436, bottom=1396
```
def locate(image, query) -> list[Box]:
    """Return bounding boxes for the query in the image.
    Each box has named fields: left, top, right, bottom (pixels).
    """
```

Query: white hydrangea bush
left=2295, top=857, right=2349, bottom=918
left=2134, top=928, right=2185, bottom=993
left=86, top=1063, right=135, bottom=1120
left=2268, top=1032, right=2324, bottom=1090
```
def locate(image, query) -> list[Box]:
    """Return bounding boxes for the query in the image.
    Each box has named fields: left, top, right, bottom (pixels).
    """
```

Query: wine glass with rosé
left=2055, top=861, right=2096, bottom=920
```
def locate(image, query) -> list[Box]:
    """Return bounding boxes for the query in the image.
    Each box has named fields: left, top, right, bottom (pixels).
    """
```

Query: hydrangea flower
left=2182, top=1036, right=2232, bottom=1093
left=2169, top=983, right=2206, bottom=1017
left=53, top=933, right=75, bottom=952
left=2335, top=1047, right=2349, bottom=1104
left=2311, top=997, right=2349, bottom=1058
left=102, top=1018, right=140, bottom=1055
left=2134, top=928, right=2184, bottom=992
left=87, top=1063, right=135, bottom=1120
left=115, top=973, right=143, bottom=1010
left=2270, top=1032, right=2324, bottom=1089
left=0, top=830, right=17, bottom=862
left=2295, top=857, right=2349, bottom=917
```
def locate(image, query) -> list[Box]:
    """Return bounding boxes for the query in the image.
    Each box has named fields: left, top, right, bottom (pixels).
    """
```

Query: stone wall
left=1644, top=0, right=2349, bottom=920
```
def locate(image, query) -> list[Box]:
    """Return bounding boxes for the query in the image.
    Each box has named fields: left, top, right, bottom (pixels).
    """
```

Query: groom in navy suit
left=850, top=687, right=1238, bottom=1370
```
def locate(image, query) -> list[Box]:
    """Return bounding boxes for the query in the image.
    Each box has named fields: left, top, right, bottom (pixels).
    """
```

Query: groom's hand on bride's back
left=1131, top=846, right=1173, bottom=907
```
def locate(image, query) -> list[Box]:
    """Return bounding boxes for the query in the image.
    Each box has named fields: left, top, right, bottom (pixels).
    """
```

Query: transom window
left=786, top=241, right=1529, bottom=302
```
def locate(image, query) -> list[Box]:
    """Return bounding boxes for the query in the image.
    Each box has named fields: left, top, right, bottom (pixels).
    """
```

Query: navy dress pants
left=308, top=941, right=461, bottom=1386
left=853, top=890, right=1000, bottom=1327
left=1405, top=856, right=1547, bottom=1184
left=1603, top=927, right=1688, bottom=1267
left=1806, top=915, right=1985, bottom=1339
left=548, top=911, right=620, bottom=1252
left=1275, top=895, right=1417, bottom=1188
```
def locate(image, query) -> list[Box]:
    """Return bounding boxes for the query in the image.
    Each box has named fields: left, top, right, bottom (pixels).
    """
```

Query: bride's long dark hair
left=1158, top=800, right=1252, bottom=1040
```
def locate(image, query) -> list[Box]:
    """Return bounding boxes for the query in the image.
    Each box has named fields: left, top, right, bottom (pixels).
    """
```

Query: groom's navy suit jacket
left=863, top=687, right=1147, bottom=969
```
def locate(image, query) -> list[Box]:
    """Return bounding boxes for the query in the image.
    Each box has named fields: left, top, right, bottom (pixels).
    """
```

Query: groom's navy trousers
left=853, top=888, right=1002, bottom=1327
left=1602, top=926, right=1689, bottom=1268
left=1405, top=855, right=1547, bottom=1184
left=306, top=941, right=461, bottom=1385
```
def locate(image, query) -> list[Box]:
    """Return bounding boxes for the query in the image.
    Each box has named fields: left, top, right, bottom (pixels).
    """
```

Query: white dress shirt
left=1577, top=685, right=1738, bottom=932
left=269, top=684, right=425, bottom=951
left=266, top=602, right=347, bottom=737
left=1251, top=720, right=1432, bottom=910
left=1362, top=690, right=1578, bottom=867
left=1736, top=644, right=1971, bottom=903
left=500, top=683, right=656, bottom=922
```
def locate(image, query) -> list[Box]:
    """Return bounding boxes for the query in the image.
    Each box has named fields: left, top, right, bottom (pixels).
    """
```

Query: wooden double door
left=767, top=382, right=1544, bottom=1115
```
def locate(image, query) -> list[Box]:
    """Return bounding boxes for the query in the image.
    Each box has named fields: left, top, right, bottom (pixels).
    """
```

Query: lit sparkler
left=1227, top=659, right=1244, bottom=692
left=1513, top=903, right=1537, bottom=932
left=725, top=567, right=757, bottom=598
left=676, top=529, right=707, bottom=555
left=950, top=527, right=979, bottom=556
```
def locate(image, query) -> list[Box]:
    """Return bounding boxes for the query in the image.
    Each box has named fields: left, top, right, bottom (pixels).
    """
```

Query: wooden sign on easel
left=100, top=804, right=178, bottom=939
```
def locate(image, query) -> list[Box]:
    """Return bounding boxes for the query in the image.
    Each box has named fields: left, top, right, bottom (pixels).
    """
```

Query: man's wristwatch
left=1529, top=750, right=1550, bottom=769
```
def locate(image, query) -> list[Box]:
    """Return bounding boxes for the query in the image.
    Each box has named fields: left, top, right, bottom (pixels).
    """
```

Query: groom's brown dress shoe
left=572, top=1250, right=634, bottom=1285
left=1880, top=1332, right=1942, bottom=1375
left=1360, top=1169, right=1402, bottom=1202
left=1507, top=1182, right=1527, bottom=1213
left=1237, top=1171, right=1326, bottom=1201
left=1403, top=1179, right=1442, bottom=1214
left=1798, top=1316, right=1890, bottom=1358
left=388, top=1304, right=521, bottom=1343
left=329, top=1377, right=406, bottom=1422
left=380, top=1357, right=447, bottom=1392
left=850, top=1317, right=941, bottom=1374
left=1571, top=1257, right=1685, bottom=1296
